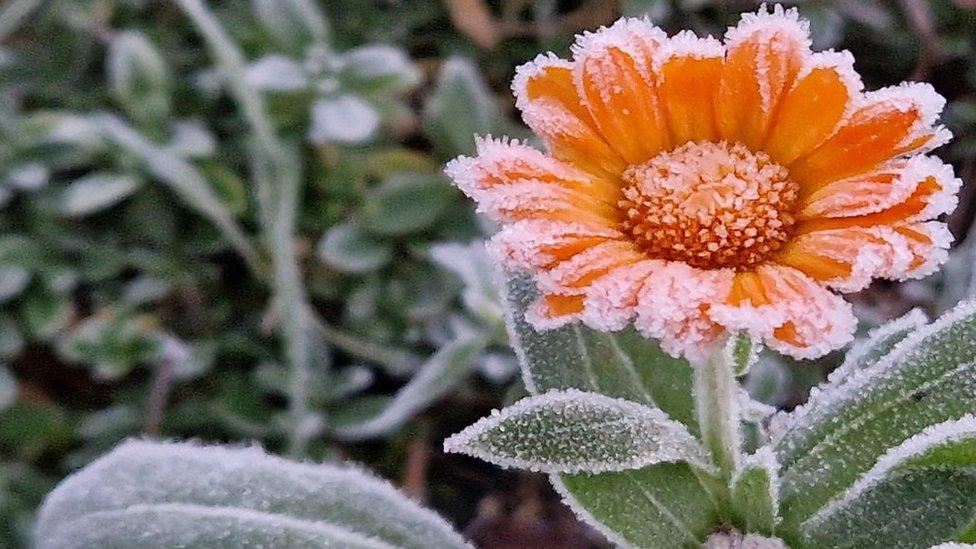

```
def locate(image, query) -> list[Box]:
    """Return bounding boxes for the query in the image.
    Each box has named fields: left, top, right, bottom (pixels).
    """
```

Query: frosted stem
left=695, top=341, right=743, bottom=479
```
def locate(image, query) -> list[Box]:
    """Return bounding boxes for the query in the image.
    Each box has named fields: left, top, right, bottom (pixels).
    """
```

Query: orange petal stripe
left=654, top=32, right=724, bottom=144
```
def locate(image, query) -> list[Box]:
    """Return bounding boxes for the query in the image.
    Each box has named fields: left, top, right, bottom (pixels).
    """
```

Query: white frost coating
left=570, top=17, right=666, bottom=82
left=930, top=544, right=976, bottom=548
left=536, top=241, right=635, bottom=296
left=772, top=297, right=976, bottom=451
left=35, top=439, right=471, bottom=549
left=511, top=52, right=573, bottom=112
left=860, top=81, right=949, bottom=151
left=802, top=414, right=976, bottom=531
left=734, top=447, right=781, bottom=524
left=826, top=308, right=929, bottom=391
left=724, top=4, right=810, bottom=52
left=651, top=30, right=725, bottom=78
left=443, top=389, right=713, bottom=474
left=39, top=502, right=394, bottom=549
left=723, top=4, right=812, bottom=113
left=487, top=219, right=621, bottom=270
left=703, top=531, right=788, bottom=549
left=900, top=221, right=954, bottom=281
left=549, top=476, right=635, bottom=549
left=309, top=94, right=380, bottom=144
left=524, top=295, right=583, bottom=330
left=581, top=259, right=661, bottom=332
left=634, top=261, right=734, bottom=364
left=244, top=54, right=309, bottom=91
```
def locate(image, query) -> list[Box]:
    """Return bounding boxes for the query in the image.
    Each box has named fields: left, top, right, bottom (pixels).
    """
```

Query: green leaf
left=503, top=272, right=697, bottom=430
left=107, top=31, right=172, bottom=125
left=555, top=464, right=720, bottom=549
left=730, top=449, right=778, bottom=536
left=0, top=364, right=17, bottom=411
left=309, top=95, right=381, bottom=145
left=332, top=332, right=487, bottom=441
left=444, top=389, right=710, bottom=474
left=362, top=172, right=454, bottom=236
left=21, top=286, right=72, bottom=341
left=58, top=173, right=142, bottom=217
left=35, top=440, right=470, bottom=549
left=799, top=415, right=976, bottom=548
left=318, top=221, right=393, bottom=274
left=340, top=45, right=420, bottom=94
left=727, top=332, right=759, bottom=377
left=422, top=56, right=501, bottom=157
left=0, top=265, right=29, bottom=303
left=502, top=272, right=716, bottom=547
left=773, top=300, right=976, bottom=532
left=252, top=0, right=329, bottom=53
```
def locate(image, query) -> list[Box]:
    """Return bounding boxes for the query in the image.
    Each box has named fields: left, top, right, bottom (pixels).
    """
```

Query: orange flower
left=445, top=6, right=958, bottom=362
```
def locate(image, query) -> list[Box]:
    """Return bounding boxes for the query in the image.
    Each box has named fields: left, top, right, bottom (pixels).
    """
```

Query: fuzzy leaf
left=423, top=56, right=500, bottom=157
left=310, top=95, right=381, bottom=145
left=35, top=440, right=470, bottom=549
left=444, top=389, right=710, bottom=474
left=799, top=415, right=976, bottom=548
left=340, top=45, right=420, bottom=93
left=251, top=0, right=329, bottom=53
left=362, top=172, right=454, bottom=236
left=318, top=221, right=393, bottom=274
left=58, top=173, right=142, bottom=217
left=731, top=449, right=779, bottom=536
left=245, top=55, right=309, bottom=92
left=502, top=272, right=716, bottom=547
left=774, top=300, right=976, bottom=531
left=107, top=31, right=171, bottom=124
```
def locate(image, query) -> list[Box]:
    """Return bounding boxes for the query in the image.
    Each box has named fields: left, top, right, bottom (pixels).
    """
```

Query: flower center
left=619, top=141, right=799, bottom=270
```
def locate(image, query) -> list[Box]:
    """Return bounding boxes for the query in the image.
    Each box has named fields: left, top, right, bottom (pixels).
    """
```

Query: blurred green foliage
left=0, top=0, right=973, bottom=546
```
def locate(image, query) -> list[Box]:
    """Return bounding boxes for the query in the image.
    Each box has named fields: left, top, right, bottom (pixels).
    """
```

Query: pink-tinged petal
left=763, top=50, right=862, bottom=165
left=798, top=155, right=960, bottom=222
left=776, top=227, right=914, bottom=292
left=894, top=221, right=953, bottom=280
left=652, top=31, right=726, bottom=145
left=512, top=53, right=627, bottom=177
left=633, top=261, right=734, bottom=364
left=580, top=259, right=662, bottom=332
left=790, top=82, right=951, bottom=190
left=713, top=265, right=856, bottom=360
left=445, top=136, right=622, bottom=208
left=536, top=240, right=644, bottom=296
left=570, top=18, right=671, bottom=165
left=488, top=219, right=623, bottom=270
left=717, top=4, right=812, bottom=149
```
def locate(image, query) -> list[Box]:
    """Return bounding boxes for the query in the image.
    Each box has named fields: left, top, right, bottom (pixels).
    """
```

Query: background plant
left=1, top=1, right=975, bottom=548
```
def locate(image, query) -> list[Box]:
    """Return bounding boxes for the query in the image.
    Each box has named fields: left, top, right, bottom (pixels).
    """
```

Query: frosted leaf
left=0, top=266, right=30, bottom=303
left=309, top=95, right=381, bottom=145
left=727, top=331, right=760, bottom=377
left=730, top=448, right=779, bottom=536
left=340, top=45, right=420, bottom=92
left=107, top=31, right=171, bottom=122
left=0, top=364, right=17, bottom=411
left=423, top=56, right=500, bottom=156
left=35, top=439, right=470, bottom=549
left=317, top=221, right=392, bottom=274
left=930, top=545, right=976, bottom=549
left=429, top=241, right=503, bottom=326
left=59, top=173, right=142, bottom=217
left=244, top=55, right=309, bottom=92
left=6, top=162, right=49, bottom=190
left=333, top=333, right=487, bottom=441
left=772, top=299, right=976, bottom=530
left=251, top=0, right=329, bottom=53
left=444, top=389, right=712, bottom=474
left=500, top=271, right=719, bottom=547
left=769, top=308, right=928, bottom=436
left=703, top=531, right=788, bottom=549
left=554, top=463, right=719, bottom=549
left=502, top=271, right=697, bottom=430
left=799, top=415, right=976, bottom=548
left=166, top=119, right=216, bottom=158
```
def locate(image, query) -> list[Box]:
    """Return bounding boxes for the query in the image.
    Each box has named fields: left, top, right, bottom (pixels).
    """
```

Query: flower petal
left=789, top=82, right=950, bottom=190
left=571, top=18, right=670, bottom=165
left=526, top=293, right=585, bottom=330
left=763, top=50, right=862, bottom=165
left=712, top=266, right=856, bottom=360
left=775, top=227, right=914, bottom=292
left=633, top=261, right=734, bottom=364
left=581, top=260, right=662, bottom=332
left=717, top=5, right=811, bottom=150
left=512, top=54, right=627, bottom=177
left=489, top=219, right=623, bottom=270
left=797, top=155, right=960, bottom=222
left=653, top=31, right=725, bottom=145
left=894, top=221, right=953, bottom=279
left=537, top=240, right=644, bottom=295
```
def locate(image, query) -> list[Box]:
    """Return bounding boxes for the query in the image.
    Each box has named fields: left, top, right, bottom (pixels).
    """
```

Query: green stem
left=178, top=0, right=315, bottom=457
left=694, top=338, right=744, bottom=512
